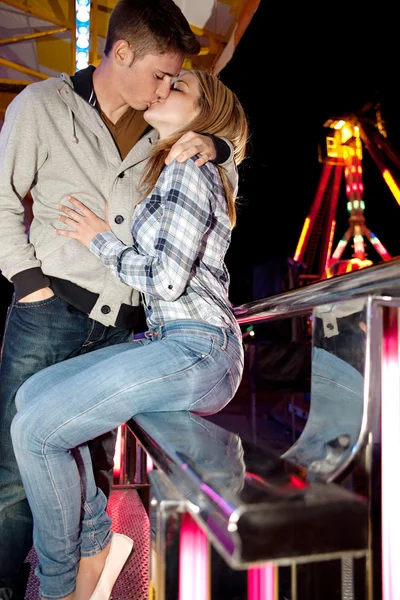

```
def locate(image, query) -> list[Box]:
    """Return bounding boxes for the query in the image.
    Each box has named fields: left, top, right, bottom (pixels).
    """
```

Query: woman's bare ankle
left=74, top=542, right=112, bottom=600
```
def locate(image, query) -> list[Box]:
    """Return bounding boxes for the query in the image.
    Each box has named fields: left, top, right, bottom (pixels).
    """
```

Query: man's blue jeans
left=0, top=295, right=132, bottom=599
left=10, top=320, right=243, bottom=600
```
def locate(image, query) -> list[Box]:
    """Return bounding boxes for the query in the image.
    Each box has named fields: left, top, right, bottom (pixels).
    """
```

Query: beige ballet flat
left=89, top=533, right=134, bottom=600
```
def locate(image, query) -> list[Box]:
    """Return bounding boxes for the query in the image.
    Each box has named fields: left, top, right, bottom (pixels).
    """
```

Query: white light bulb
left=76, top=7, right=90, bottom=23
left=76, top=33, right=89, bottom=49
left=76, top=51, right=88, bottom=70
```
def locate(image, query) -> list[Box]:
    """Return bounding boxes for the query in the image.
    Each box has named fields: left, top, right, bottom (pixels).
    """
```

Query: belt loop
left=221, top=327, right=228, bottom=350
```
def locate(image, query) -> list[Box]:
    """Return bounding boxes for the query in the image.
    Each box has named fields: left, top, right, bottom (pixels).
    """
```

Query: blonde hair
left=139, top=69, right=249, bottom=227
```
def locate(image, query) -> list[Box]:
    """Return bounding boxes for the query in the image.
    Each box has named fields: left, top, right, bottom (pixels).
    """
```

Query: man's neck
left=92, top=61, right=130, bottom=125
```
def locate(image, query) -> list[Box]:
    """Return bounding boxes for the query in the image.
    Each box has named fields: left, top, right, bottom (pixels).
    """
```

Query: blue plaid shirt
left=90, top=158, right=240, bottom=334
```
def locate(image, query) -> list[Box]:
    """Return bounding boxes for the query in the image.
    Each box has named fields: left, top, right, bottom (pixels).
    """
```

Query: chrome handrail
left=233, top=258, right=400, bottom=323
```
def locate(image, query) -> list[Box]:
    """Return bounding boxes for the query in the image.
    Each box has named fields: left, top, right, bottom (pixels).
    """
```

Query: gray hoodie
left=0, top=73, right=236, bottom=327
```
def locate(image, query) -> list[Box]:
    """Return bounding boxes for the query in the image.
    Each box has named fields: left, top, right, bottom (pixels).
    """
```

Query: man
left=0, top=0, right=236, bottom=597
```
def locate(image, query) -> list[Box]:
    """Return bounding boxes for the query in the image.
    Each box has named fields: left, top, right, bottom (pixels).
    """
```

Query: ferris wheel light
left=76, top=51, right=89, bottom=70
left=77, top=7, right=90, bottom=23
left=76, top=33, right=89, bottom=49
left=75, top=0, right=91, bottom=71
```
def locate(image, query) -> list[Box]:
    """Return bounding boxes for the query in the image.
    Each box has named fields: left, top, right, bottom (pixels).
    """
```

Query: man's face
left=118, top=51, right=183, bottom=111
left=144, top=72, right=201, bottom=138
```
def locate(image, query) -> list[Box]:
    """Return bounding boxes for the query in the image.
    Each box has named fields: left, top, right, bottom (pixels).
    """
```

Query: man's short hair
left=104, top=0, right=200, bottom=59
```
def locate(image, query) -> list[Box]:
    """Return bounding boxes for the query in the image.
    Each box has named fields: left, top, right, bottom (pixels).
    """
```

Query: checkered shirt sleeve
left=90, top=159, right=216, bottom=301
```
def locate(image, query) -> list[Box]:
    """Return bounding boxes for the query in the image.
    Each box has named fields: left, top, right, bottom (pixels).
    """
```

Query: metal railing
left=120, top=258, right=400, bottom=600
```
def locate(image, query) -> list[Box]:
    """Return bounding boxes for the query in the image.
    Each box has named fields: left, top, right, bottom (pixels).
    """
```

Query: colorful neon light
left=248, top=565, right=276, bottom=600
left=179, top=513, right=209, bottom=600
left=382, top=169, right=400, bottom=206
left=293, top=217, right=310, bottom=261
left=146, top=453, right=154, bottom=473
left=325, top=219, right=336, bottom=271
left=113, top=425, right=122, bottom=479
left=75, top=0, right=91, bottom=71
left=331, top=238, right=347, bottom=261
left=369, top=233, right=391, bottom=260
left=381, top=309, right=400, bottom=600
left=353, top=233, right=365, bottom=258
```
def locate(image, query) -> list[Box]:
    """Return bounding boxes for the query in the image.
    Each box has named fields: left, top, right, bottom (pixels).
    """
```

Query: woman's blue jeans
left=11, top=320, right=243, bottom=600
left=0, top=294, right=132, bottom=600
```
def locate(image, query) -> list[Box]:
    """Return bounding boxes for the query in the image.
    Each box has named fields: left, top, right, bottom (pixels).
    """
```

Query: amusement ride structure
left=293, top=102, right=400, bottom=283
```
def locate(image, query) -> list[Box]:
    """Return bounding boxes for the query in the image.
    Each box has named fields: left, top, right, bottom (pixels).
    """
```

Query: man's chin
left=129, top=102, right=149, bottom=111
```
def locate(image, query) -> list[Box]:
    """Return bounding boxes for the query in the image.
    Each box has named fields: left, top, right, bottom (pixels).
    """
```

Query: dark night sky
left=218, top=0, right=400, bottom=305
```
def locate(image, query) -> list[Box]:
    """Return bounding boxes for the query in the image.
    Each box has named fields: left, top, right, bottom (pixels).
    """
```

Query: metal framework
left=293, top=104, right=400, bottom=282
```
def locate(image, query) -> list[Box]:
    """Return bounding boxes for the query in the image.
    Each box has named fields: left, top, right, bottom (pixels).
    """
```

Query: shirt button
left=147, top=305, right=152, bottom=310
left=101, top=305, right=111, bottom=314
left=114, top=215, right=124, bottom=224
left=118, top=172, right=125, bottom=178
left=168, top=285, right=173, bottom=290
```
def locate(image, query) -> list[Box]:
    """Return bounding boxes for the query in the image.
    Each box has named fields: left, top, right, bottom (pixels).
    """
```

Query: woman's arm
left=56, top=160, right=214, bottom=301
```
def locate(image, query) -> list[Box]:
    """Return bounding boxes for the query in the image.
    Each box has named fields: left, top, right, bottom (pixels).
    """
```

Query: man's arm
left=165, top=131, right=238, bottom=197
left=165, top=131, right=231, bottom=166
left=0, top=87, right=50, bottom=300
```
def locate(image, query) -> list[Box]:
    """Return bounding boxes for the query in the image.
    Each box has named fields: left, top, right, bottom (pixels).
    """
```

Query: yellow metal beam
left=0, top=0, right=73, bottom=29
left=0, top=90, right=20, bottom=115
left=89, top=0, right=99, bottom=65
left=0, top=27, right=68, bottom=46
left=0, top=58, right=49, bottom=80
left=0, top=78, right=30, bottom=87
left=36, top=36, right=72, bottom=74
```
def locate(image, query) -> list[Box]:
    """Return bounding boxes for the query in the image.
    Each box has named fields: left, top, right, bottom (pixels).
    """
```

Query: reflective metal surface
left=283, top=298, right=367, bottom=481
left=148, top=470, right=184, bottom=600
left=233, top=258, right=400, bottom=323
left=128, top=412, right=368, bottom=569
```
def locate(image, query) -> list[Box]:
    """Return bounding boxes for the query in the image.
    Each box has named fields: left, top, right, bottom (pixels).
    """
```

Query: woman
left=11, top=69, right=248, bottom=600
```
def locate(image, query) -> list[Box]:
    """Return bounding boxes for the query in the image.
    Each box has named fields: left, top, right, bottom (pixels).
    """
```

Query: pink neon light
left=248, top=565, right=275, bottom=600
left=381, top=310, right=400, bottom=600
left=179, top=513, right=209, bottom=600
left=370, top=235, right=391, bottom=260
left=113, top=425, right=122, bottom=478
left=325, top=220, right=336, bottom=270
left=146, top=453, right=154, bottom=473
left=200, top=482, right=234, bottom=515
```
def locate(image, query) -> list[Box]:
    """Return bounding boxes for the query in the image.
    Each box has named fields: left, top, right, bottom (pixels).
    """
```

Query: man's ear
left=113, top=40, right=133, bottom=66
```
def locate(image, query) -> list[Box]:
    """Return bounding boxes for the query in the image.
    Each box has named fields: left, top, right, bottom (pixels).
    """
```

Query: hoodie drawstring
left=69, top=106, right=79, bottom=144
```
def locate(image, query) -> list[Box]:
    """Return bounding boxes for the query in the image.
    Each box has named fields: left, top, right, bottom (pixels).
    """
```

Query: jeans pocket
left=15, top=294, right=58, bottom=308
left=173, top=332, right=215, bottom=361
left=189, top=368, right=235, bottom=416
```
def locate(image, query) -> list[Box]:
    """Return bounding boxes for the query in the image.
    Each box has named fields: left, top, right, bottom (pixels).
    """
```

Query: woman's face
left=143, top=72, right=201, bottom=138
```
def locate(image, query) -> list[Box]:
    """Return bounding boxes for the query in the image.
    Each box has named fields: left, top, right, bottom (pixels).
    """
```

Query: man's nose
left=157, top=80, right=171, bottom=100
